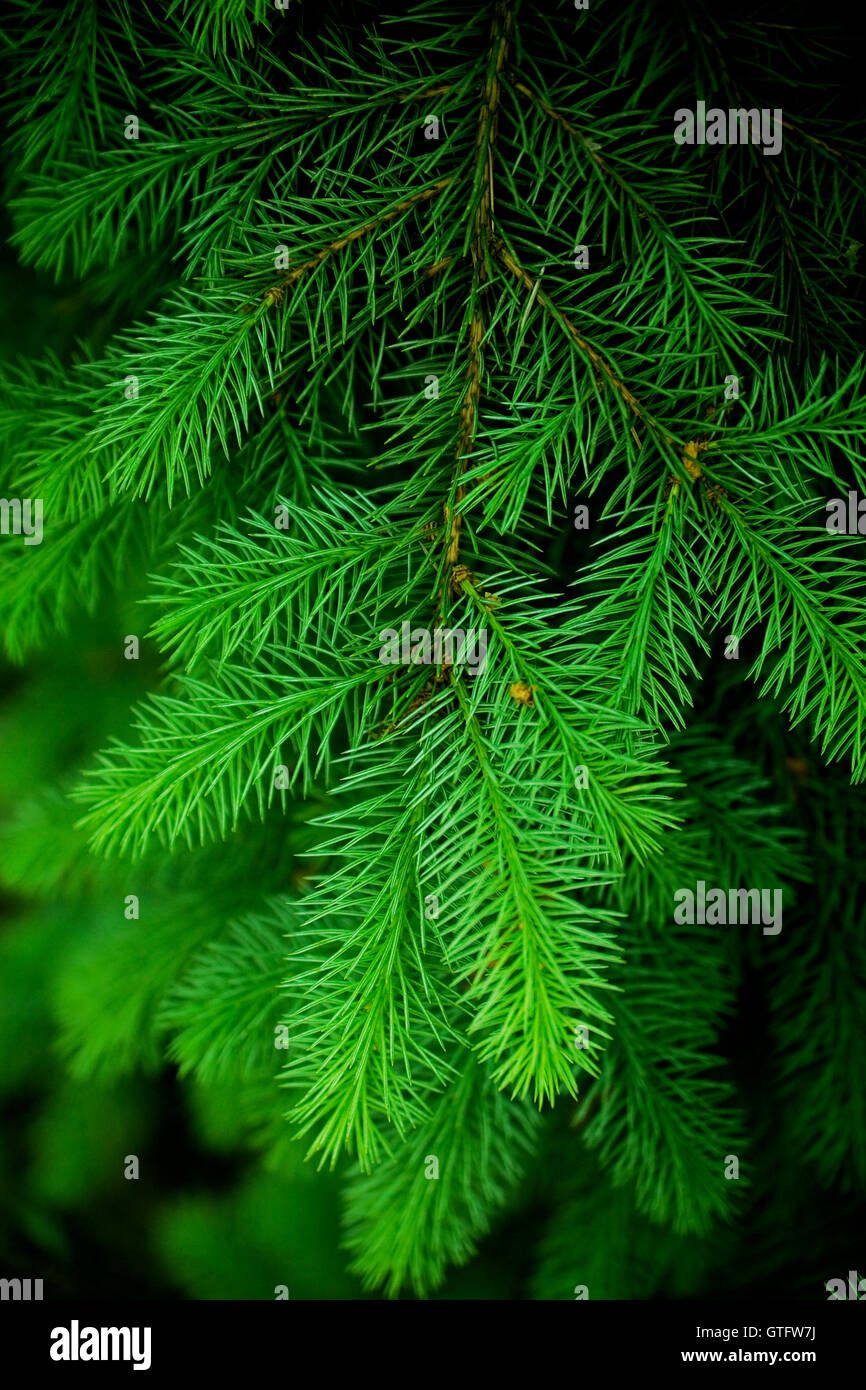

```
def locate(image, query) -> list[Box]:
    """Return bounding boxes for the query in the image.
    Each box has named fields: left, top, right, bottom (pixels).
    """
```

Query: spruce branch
left=343, top=1050, right=541, bottom=1295
left=442, top=0, right=512, bottom=575
left=494, top=236, right=647, bottom=450
left=261, top=176, right=456, bottom=304
left=4, top=0, right=865, bottom=1302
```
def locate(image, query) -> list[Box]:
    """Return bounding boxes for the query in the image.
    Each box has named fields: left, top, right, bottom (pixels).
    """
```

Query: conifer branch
left=263, top=176, right=455, bottom=303
left=493, top=238, right=649, bottom=452
left=4, top=0, right=865, bottom=1302
left=443, top=1, right=512, bottom=574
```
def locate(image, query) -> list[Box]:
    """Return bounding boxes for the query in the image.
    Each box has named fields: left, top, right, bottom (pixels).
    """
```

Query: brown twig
left=262, top=176, right=454, bottom=303
left=779, top=117, right=863, bottom=169
left=423, top=254, right=457, bottom=277
left=442, top=2, right=513, bottom=582
left=494, top=239, right=647, bottom=451
left=509, top=78, right=605, bottom=164
left=508, top=77, right=661, bottom=227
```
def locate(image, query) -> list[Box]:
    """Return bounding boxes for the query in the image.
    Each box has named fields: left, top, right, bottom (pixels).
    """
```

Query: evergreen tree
left=1, top=0, right=864, bottom=1300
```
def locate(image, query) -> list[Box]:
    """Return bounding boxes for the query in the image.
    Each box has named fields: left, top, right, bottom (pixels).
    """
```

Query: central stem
left=442, top=1, right=513, bottom=579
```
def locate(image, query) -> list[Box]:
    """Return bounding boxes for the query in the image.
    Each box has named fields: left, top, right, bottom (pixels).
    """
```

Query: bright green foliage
left=343, top=1051, right=541, bottom=1295
left=0, top=0, right=865, bottom=1300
